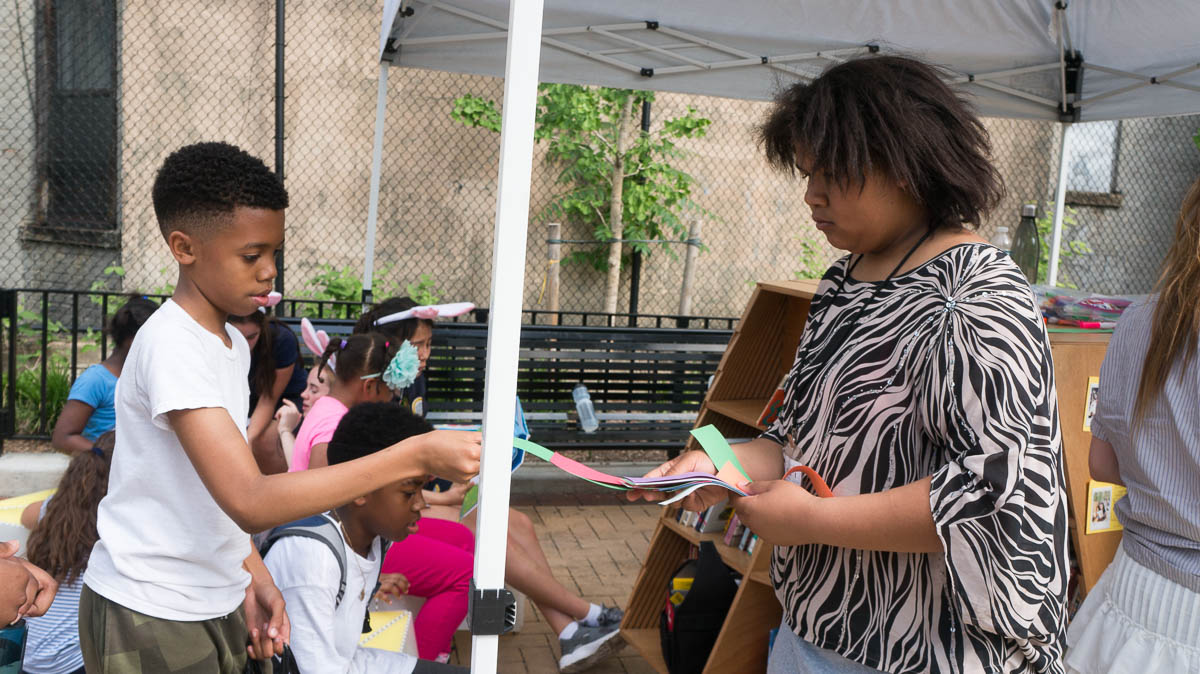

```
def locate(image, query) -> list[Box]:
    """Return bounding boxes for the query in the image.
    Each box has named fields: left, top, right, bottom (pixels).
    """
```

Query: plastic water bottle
left=1010, top=204, right=1042, bottom=283
left=572, top=384, right=599, bottom=433
left=990, top=225, right=1013, bottom=253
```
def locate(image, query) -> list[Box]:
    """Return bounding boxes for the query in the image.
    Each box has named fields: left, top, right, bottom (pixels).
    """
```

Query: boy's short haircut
left=151, top=142, right=289, bottom=239
left=758, top=55, right=1004, bottom=230
left=327, top=402, right=433, bottom=465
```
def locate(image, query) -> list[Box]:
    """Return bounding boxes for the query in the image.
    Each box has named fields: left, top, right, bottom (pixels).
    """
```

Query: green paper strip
left=513, top=437, right=630, bottom=490
left=690, top=425, right=751, bottom=483
left=459, top=484, right=480, bottom=520
left=514, top=437, right=553, bottom=462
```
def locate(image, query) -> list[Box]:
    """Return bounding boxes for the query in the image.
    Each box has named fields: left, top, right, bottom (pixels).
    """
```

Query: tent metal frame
left=362, top=0, right=1190, bottom=297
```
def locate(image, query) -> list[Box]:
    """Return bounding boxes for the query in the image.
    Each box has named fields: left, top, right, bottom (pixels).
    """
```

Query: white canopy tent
left=363, top=2, right=1200, bottom=671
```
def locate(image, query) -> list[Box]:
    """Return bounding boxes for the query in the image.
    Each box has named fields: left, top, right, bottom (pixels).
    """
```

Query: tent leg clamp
left=468, top=581, right=517, bottom=635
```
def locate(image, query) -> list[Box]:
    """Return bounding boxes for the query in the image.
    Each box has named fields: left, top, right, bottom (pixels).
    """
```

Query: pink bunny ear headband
left=373, top=302, right=474, bottom=326
left=300, top=317, right=335, bottom=373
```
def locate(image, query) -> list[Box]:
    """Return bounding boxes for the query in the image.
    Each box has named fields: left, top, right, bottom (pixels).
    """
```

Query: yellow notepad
left=359, top=611, right=413, bottom=653
left=0, top=489, right=56, bottom=525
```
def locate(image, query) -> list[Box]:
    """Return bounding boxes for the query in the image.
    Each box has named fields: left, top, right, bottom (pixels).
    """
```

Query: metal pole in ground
left=273, top=0, right=286, bottom=295
left=470, top=0, right=545, bottom=670
left=1048, top=122, right=1073, bottom=287
left=547, top=223, right=561, bottom=325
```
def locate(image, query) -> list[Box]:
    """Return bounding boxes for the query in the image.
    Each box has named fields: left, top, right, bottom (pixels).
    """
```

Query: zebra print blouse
left=763, top=243, right=1069, bottom=673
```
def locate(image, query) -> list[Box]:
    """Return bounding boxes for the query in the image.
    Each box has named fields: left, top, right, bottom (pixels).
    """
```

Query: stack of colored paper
left=512, top=425, right=752, bottom=505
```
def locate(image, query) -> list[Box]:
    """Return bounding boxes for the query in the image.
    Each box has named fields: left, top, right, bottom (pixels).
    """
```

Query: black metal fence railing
left=0, top=287, right=737, bottom=450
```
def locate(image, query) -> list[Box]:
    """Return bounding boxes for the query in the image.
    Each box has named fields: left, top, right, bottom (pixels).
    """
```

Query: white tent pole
left=471, top=0, right=544, bottom=670
left=362, top=63, right=390, bottom=305
left=1048, top=123, right=1072, bottom=287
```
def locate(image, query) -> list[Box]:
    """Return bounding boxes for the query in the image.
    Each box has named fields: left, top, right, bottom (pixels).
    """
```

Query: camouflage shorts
left=79, top=584, right=267, bottom=674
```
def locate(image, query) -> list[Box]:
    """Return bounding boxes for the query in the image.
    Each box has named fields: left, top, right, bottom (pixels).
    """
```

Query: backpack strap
left=362, top=538, right=394, bottom=634
left=259, top=513, right=349, bottom=609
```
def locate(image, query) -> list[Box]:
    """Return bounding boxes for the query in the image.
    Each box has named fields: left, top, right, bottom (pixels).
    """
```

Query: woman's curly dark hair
left=759, top=55, right=1004, bottom=230
left=26, top=431, right=114, bottom=584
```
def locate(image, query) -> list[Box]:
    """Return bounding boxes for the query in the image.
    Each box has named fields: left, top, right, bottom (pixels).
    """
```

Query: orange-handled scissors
left=782, top=465, right=834, bottom=498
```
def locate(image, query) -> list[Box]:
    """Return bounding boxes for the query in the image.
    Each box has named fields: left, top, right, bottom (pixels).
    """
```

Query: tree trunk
left=602, top=97, right=633, bottom=314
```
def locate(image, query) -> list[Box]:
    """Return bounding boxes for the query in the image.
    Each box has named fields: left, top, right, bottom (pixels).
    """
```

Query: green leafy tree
left=452, top=84, right=711, bottom=313
left=1035, top=202, right=1092, bottom=289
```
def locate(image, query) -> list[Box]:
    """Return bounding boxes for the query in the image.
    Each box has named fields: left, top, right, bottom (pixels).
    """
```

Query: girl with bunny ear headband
left=290, top=333, right=421, bottom=471
left=300, top=317, right=335, bottom=374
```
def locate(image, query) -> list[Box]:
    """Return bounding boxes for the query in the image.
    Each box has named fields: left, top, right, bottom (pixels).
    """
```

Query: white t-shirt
left=263, top=518, right=417, bottom=674
left=84, top=299, right=254, bottom=620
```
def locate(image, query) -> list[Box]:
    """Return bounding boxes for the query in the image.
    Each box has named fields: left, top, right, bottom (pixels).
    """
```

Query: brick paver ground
left=447, top=502, right=662, bottom=673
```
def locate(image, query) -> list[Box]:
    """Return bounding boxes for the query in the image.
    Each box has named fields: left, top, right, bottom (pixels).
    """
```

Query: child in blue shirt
left=50, top=296, right=157, bottom=454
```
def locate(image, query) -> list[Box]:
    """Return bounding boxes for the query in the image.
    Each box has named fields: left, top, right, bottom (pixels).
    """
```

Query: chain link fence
left=3, top=0, right=1199, bottom=315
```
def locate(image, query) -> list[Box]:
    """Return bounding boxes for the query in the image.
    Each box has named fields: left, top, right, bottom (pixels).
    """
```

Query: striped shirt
left=1091, top=296, right=1200, bottom=593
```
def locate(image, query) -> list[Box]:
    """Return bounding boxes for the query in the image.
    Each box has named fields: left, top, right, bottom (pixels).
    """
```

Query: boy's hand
left=0, top=544, right=58, bottom=620
left=274, top=400, right=301, bottom=434
left=418, top=430, right=481, bottom=483
left=244, top=577, right=290, bottom=660
left=0, top=558, right=34, bottom=624
left=375, top=573, right=410, bottom=600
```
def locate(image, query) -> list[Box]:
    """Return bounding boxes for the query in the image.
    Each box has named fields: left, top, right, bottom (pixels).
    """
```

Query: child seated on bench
left=262, top=401, right=467, bottom=673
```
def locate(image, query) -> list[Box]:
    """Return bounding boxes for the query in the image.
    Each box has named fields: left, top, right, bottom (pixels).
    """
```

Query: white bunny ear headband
left=373, top=301, right=475, bottom=327
left=300, top=317, right=335, bottom=373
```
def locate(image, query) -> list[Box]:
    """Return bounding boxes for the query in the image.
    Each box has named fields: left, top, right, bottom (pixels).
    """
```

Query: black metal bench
left=277, top=316, right=732, bottom=452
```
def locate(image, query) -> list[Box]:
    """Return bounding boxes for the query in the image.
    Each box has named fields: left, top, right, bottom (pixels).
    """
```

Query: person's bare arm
left=19, top=502, right=43, bottom=531
left=1089, top=436, right=1123, bottom=485
left=423, top=482, right=470, bottom=507
left=733, top=476, right=942, bottom=553
left=247, top=363, right=293, bottom=442
left=50, top=401, right=98, bottom=455
left=308, top=442, right=328, bottom=469
left=274, top=401, right=300, bottom=470
left=169, top=407, right=480, bottom=533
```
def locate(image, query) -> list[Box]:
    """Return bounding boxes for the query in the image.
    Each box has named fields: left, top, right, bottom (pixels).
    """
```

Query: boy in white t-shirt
left=263, top=402, right=468, bottom=674
left=80, top=142, right=481, bottom=672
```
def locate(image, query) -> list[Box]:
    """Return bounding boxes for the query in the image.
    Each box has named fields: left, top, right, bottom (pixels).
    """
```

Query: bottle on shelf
left=1011, top=203, right=1042, bottom=283
left=572, top=383, right=599, bottom=433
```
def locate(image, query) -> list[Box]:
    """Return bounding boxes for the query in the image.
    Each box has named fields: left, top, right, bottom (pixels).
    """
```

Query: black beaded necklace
left=781, top=227, right=936, bottom=446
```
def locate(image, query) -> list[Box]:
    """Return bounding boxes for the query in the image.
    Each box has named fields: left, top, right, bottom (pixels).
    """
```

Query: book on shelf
left=675, top=502, right=732, bottom=534
left=722, top=514, right=743, bottom=546
left=757, top=374, right=789, bottom=427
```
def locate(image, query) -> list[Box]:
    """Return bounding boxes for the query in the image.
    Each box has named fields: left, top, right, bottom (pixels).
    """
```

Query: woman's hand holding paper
left=730, top=479, right=820, bottom=546
left=627, top=450, right=726, bottom=511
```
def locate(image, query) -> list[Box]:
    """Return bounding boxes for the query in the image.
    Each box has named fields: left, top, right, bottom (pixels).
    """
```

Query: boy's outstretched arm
left=169, top=407, right=480, bottom=533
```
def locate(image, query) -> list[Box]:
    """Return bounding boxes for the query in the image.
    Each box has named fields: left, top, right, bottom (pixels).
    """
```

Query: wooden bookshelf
left=621, top=280, right=810, bottom=673
left=705, top=399, right=770, bottom=431
left=1048, top=331, right=1121, bottom=597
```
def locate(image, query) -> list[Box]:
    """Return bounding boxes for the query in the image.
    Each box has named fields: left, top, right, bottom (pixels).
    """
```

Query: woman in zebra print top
left=633, top=56, right=1069, bottom=673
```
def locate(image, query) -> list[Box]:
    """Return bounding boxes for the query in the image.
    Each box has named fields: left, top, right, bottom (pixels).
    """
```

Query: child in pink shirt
left=290, top=335, right=395, bottom=471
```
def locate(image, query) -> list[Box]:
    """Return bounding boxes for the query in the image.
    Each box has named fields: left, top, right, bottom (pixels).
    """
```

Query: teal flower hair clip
left=382, top=340, right=420, bottom=391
